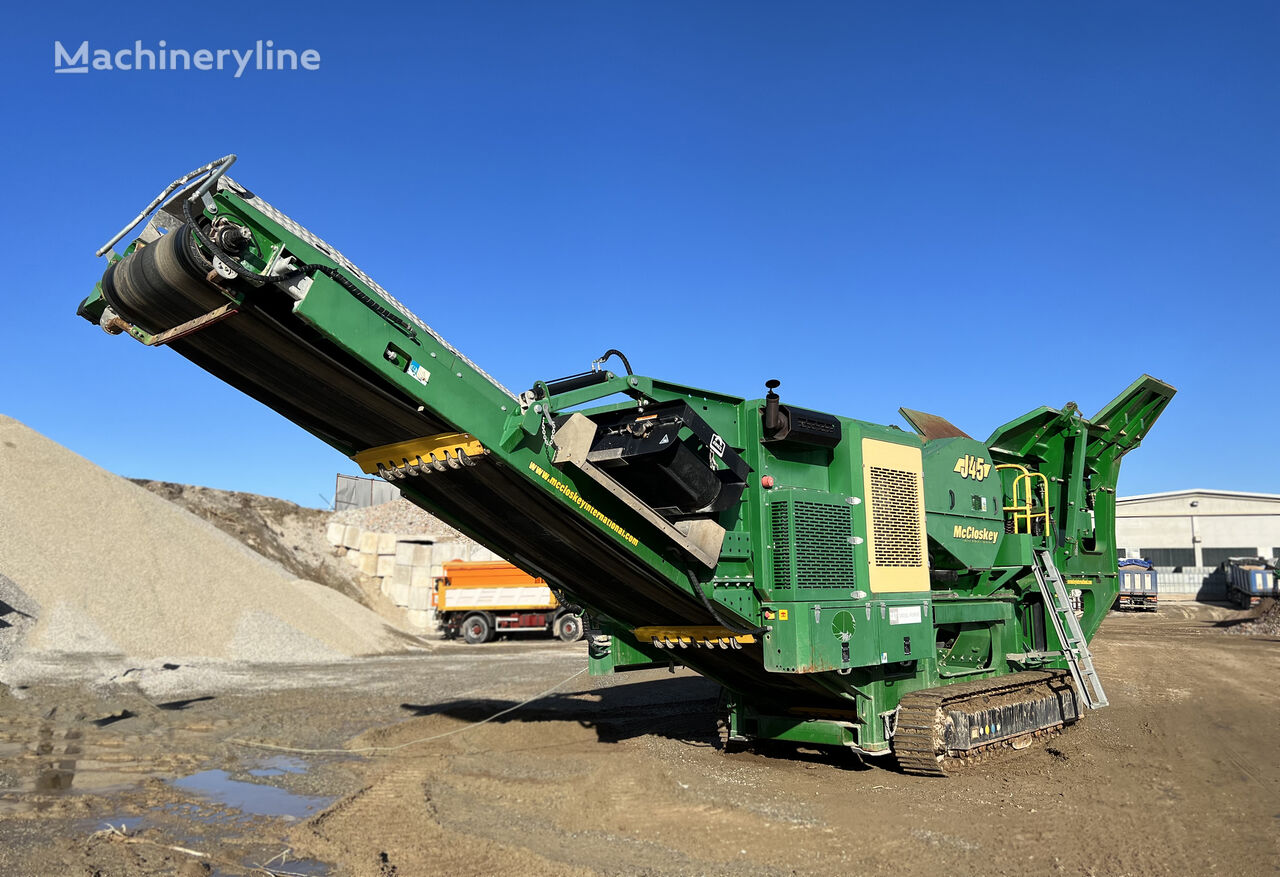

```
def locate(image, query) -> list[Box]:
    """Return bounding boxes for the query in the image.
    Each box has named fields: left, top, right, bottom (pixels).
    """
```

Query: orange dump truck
left=436, top=560, right=584, bottom=644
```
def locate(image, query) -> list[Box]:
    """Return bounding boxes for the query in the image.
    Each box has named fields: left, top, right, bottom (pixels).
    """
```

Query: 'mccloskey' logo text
left=55, top=40, right=321, bottom=77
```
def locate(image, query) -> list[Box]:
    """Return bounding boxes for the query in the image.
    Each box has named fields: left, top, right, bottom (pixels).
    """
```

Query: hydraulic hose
left=687, top=566, right=767, bottom=636
left=596, top=349, right=634, bottom=376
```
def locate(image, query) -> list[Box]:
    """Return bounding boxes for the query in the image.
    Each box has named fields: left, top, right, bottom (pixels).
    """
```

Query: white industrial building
left=1115, top=489, right=1280, bottom=598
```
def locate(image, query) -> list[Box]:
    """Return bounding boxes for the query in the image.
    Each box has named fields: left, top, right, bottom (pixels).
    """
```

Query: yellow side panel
left=861, top=438, right=929, bottom=593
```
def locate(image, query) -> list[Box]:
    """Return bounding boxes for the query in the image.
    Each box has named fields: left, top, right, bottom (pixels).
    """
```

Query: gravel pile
left=0, top=416, right=410, bottom=681
left=330, top=498, right=463, bottom=539
left=1228, top=598, right=1280, bottom=636
left=133, top=479, right=368, bottom=605
left=0, top=573, right=39, bottom=665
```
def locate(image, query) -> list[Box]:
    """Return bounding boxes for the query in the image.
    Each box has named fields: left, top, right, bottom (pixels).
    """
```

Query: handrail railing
left=996, top=463, right=1050, bottom=536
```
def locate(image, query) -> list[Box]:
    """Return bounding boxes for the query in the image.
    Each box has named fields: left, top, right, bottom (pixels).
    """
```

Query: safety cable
left=227, top=666, right=588, bottom=756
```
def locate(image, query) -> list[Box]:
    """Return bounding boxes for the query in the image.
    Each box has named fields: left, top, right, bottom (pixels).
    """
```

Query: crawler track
left=894, top=670, right=1079, bottom=776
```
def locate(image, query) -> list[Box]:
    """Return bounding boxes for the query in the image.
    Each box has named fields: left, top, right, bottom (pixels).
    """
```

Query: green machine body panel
left=921, top=437, right=1005, bottom=570
left=79, top=159, right=1176, bottom=759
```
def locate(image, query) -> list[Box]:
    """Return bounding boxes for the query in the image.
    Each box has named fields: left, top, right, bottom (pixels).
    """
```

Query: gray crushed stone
left=230, top=610, right=347, bottom=664
left=0, top=573, right=39, bottom=664
left=330, top=498, right=463, bottom=539
left=0, top=415, right=410, bottom=682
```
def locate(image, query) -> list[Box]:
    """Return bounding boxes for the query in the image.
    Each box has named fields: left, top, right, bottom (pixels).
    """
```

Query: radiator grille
left=770, top=503, right=792, bottom=590
left=769, top=499, right=856, bottom=590
left=868, top=466, right=924, bottom=567
left=793, top=502, right=856, bottom=587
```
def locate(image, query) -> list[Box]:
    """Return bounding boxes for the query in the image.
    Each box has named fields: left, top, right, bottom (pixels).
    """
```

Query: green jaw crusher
left=78, top=157, right=1175, bottom=774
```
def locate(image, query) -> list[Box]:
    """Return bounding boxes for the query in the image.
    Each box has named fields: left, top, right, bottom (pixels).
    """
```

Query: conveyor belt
left=222, top=176, right=518, bottom=404
left=397, top=459, right=844, bottom=704
left=98, top=222, right=839, bottom=709
left=101, top=224, right=444, bottom=452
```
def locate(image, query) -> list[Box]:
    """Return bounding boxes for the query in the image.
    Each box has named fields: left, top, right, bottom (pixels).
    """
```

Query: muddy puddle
left=98, top=755, right=337, bottom=875
left=0, top=716, right=147, bottom=811
left=171, top=757, right=334, bottom=821
left=0, top=696, right=343, bottom=874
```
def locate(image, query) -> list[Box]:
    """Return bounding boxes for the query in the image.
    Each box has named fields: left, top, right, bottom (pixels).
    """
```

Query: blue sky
left=3, top=2, right=1276, bottom=507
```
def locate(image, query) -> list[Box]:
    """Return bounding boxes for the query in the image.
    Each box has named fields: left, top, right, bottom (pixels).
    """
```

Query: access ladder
left=1031, top=548, right=1109, bottom=709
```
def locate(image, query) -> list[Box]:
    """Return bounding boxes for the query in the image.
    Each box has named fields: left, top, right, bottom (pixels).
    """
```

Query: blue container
left=1117, top=559, right=1158, bottom=611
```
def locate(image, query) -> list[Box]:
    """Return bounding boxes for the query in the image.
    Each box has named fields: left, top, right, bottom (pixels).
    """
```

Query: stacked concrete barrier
left=325, top=522, right=498, bottom=629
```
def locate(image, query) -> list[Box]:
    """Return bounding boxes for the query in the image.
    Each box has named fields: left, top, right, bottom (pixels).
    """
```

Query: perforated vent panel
left=868, top=466, right=924, bottom=567
left=770, top=503, right=792, bottom=590
left=769, top=498, right=856, bottom=593
left=861, top=438, right=929, bottom=593
left=794, top=502, right=855, bottom=587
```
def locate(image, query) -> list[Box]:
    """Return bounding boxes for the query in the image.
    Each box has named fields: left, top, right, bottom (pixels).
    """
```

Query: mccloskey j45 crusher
left=78, top=157, right=1175, bottom=774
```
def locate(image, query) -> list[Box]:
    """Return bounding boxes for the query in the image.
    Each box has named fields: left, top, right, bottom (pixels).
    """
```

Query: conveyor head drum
left=101, top=224, right=227, bottom=335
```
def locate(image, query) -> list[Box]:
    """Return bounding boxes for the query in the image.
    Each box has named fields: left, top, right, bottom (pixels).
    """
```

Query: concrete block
left=394, top=542, right=413, bottom=565
left=405, top=609, right=433, bottom=630
left=359, top=531, right=381, bottom=555
left=358, top=553, right=381, bottom=576
left=395, top=541, right=433, bottom=566
left=377, top=532, right=399, bottom=555
left=432, top=542, right=467, bottom=567
left=391, top=564, right=413, bottom=588
left=342, top=525, right=362, bottom=550
left=376, top=554, right=397, bottom=578
left=411, top=565, right=434, bottom=588
left=392, top=581, right=411, bottom=607
left=326, top=522, right=346, bottom=547
left=380, top=576, right=391, bottom=597
left=408, top=583, right=432, bottom=611
left=345, top=549, right=363, bottom=568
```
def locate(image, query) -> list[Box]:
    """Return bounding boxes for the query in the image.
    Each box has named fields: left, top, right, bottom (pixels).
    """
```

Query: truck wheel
left=555, top=613, right=583, bottom=643
left=462, top=613, right=492, bottom=645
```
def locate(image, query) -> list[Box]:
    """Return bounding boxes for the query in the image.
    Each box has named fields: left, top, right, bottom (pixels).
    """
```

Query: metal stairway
left=1031, top=548, right=1109, bottom=709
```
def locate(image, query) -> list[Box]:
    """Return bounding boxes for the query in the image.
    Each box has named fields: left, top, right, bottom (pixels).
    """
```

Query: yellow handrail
left=995, top=463, right=1051, bottom=535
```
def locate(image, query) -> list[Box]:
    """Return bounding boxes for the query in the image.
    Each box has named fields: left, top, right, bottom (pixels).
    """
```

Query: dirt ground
left=1, top=603, right=1276, bottom=877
